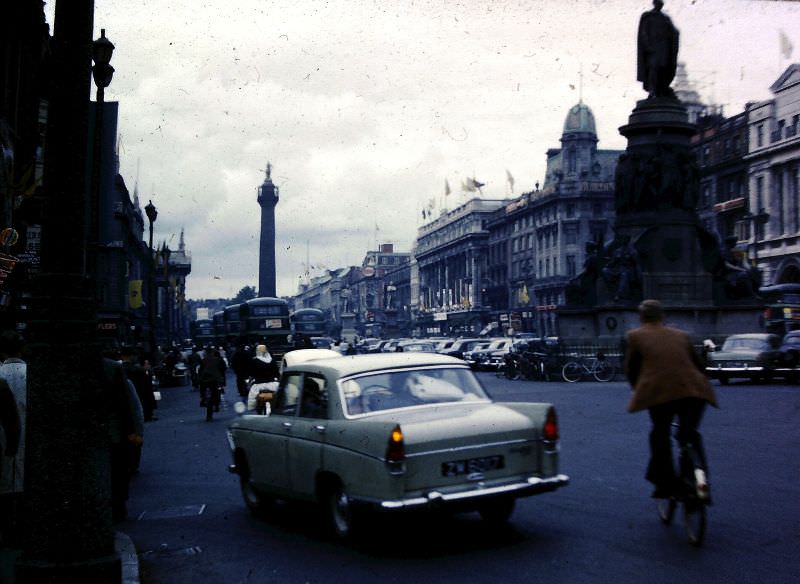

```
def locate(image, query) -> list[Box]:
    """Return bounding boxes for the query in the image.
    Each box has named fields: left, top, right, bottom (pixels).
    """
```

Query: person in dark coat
left=249, top=344, right=279, bottom=384
left=188, top=345, right=203, bottom=389
left=198, top=348, right=227, bottom=418
left=230, top=345, right=252, bottom=397
left=624, top=299, right=718, bottom=499
left=0, top=378, right=20, bottom=545
left=104, top=357, right=144, bottom=523
left=121, top=346, right=157, bottom=422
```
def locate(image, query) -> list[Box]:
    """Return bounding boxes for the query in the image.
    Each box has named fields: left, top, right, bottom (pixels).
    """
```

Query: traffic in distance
left=189, top=297, right=800, bottom=385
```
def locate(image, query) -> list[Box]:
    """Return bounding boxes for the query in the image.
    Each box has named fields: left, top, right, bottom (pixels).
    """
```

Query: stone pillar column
left=17, top=1, right=121, bottom=581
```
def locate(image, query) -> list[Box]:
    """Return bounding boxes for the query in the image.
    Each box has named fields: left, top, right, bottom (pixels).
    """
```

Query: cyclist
left=624, top=299, right=718, bottom=499
left=198, top=347, right=227, bottom=421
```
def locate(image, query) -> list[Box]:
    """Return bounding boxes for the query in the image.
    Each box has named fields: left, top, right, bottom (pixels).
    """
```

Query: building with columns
left=744, top=64, right=800, bottom=285
left=415, top=198, right=509, bottom=336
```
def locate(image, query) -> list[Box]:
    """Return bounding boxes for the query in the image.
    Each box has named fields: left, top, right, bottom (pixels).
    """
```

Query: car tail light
left=543, top=407, right=559, bottom=443
left=386, top=425, right=405, bottom=463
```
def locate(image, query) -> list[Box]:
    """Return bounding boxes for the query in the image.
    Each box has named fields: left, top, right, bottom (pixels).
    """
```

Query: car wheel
left=479, top=497, right=516, bottom=524
left=323, top=482, right=356, bottom=539
left=236, top=453, right=271, bottom=517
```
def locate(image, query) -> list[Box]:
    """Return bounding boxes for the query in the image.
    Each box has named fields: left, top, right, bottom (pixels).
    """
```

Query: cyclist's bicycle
left=202, top=383, right=224, bottom=421
left=501, top=351, right=550, bottom=381
left=656, top=422, right=711, bottom=547
left=561, top=353, right=616, bottom=382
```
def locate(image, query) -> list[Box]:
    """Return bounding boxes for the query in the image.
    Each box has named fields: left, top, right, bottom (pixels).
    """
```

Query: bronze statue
left=637, top=0, right=679, bottom=98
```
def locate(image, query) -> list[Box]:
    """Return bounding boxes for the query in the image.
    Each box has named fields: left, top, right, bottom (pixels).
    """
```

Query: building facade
left=486, top=102, right=620, bottom=336
left=745, top=64, right=800, bottom=285
left=415, top=198, right=509, bottom=336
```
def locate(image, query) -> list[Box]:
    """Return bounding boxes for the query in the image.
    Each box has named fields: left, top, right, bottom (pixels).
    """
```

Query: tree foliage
left=233, top=285, right=257, bottom=304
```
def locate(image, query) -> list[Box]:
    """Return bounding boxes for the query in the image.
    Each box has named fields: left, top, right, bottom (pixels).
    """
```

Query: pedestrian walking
left=624, top=299, right=718, bottom=499
left=0, top=330, right=25, bottom=546
left=104, top=356, right=144, bottom=523
left=121, top=346, right=157, bottom=421
left=230, top=344, right=251, bottom=398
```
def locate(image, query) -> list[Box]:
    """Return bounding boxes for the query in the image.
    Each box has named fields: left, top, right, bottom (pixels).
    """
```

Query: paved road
left=122, top=370, right=800, bottom=584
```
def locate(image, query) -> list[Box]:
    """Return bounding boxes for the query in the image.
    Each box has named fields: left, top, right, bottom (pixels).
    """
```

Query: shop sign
left=433, top=312, right=447, bottom=321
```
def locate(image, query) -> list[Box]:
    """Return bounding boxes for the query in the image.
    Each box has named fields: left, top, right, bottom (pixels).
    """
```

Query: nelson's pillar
left=257, top=162, right=279, bottom=297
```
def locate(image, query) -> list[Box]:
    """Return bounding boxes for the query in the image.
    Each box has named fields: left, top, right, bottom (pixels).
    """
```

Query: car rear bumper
left=352, top=473, right=570, bottom=511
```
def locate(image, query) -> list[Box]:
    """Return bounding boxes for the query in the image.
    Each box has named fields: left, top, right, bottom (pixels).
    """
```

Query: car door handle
left=314, top=425, right=326, bottom=433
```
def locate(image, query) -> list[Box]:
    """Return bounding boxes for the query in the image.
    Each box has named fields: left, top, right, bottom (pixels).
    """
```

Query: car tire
left=479, top=496, right=516, bottom=525
left=322, top=481, right=357, bottom=539
left=236, top=453, right=271, bottom=517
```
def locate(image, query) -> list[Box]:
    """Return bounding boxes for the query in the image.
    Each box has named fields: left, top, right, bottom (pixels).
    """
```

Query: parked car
left=779, top=331, right=800, bottom=367
left=461, top=341, right=492, bottom=367
left=706, top=333, right=783, bottom=384
left=439, top=338, right=482, bottom=359
left=310, top=336, right=334, bottom=349
left=466, top=339, right=513, bottom=370
left=396, top=340, right=437, bottom=353
left=227, top=353, right=569, bottom=538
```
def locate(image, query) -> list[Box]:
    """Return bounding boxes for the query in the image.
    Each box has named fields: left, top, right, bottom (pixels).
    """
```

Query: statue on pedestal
left=637, top=0, right=679, bottom=98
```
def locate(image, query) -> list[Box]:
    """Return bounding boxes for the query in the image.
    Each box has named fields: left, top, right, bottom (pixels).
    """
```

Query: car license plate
left=442, top=455, right=504, bottom=477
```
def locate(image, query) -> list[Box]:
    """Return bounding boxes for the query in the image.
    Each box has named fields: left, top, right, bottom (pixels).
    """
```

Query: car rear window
left=340, top=367, right=489, bottom=416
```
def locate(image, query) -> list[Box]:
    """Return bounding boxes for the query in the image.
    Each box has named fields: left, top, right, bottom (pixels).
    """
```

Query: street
left=122, top=370, right=800, bottom=584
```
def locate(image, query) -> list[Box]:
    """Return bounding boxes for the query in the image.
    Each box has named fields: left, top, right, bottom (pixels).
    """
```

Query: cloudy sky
left=47, top=0, right=800, bottom=299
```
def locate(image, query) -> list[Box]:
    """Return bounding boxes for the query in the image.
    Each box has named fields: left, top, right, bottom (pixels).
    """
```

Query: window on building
left=756, top=124, right=764, bottom=147
left=566, top=203, right=575, bottom=218
left=545, top=258, right=550, bottom=276
left=565, top=224, right=578, bottom=245
left=566, top=255, right=576, bottom=277
left=756, top=175, right=764, bottom=212
left=538, top=260, right=543, bottom=277
left=775, top=170, right=785, bottom=235
left=567, top=148, right=576, bottom=173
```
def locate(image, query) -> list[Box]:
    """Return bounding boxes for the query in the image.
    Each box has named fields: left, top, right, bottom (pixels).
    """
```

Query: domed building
left=485, top=101, right=623, bottom=337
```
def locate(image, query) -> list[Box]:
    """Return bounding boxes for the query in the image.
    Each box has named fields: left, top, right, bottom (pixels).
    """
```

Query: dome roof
left=562, top=102, right=597, bottom=136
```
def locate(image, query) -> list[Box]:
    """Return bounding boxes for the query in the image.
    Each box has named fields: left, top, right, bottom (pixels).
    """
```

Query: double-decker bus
left=240, top=297, right=292, bottom=358
left=192, top=318, right=215, bottom=347
left=290, top=307, right=327, bottom=338
left=224, top=303, right=242, bottom=345
left=761, top=283, right=800, bottom=335
left=212, top=311, right=226, bottom=346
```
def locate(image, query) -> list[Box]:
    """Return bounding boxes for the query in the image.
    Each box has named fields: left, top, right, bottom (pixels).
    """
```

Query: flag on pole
left=506, top=169, right=515, bottom=193
left=780, top=29, right=794, bottom=60
left=445, top=179, right=451, bottom=196
left=462, top=179, right=475, bottom=192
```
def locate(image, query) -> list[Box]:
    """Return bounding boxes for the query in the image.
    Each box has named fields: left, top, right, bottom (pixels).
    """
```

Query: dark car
left=441, top=338, right=484, bottom=360
left=706, top=333, right=783, bottom=384
left=779, top=331, right=800, bottom=366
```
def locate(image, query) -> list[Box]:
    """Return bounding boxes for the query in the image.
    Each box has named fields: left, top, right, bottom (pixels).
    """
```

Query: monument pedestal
left=340, top=312, right=357, bottom=343
left=558, top=97, right=763, bottom=342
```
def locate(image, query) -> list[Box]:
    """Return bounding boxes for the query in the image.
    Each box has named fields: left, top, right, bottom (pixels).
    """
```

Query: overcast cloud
left=46, top=0, right=800, bottom=299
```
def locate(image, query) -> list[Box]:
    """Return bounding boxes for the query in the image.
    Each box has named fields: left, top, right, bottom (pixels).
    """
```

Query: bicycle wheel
left=656, top=497, right=676, bottom=525
left=562, top=361, right=582, bottom=383
left=683, top=499, right=706, bottom=546
left=593, top=361, right=616, bottom=382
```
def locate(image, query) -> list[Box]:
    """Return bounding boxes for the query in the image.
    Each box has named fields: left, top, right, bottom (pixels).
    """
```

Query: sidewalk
left=0, top=531, right=139, bottom=584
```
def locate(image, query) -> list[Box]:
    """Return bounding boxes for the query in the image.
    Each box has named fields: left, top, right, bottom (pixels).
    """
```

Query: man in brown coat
left=624, top=299, right=717, bottom=498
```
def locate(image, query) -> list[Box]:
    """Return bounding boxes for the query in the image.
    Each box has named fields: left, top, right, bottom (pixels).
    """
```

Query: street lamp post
left=88, top=29, right=114, bottom=275
left=145, top=200, right=157, bottom=356
left=161, top=243, right=172, bottom=347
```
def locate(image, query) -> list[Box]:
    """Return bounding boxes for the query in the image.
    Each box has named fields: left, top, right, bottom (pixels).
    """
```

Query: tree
left=233, top=285, right=257, bottom=304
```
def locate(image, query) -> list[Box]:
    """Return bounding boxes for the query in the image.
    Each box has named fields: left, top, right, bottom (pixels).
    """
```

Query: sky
left=45, top=0, right=800, bottom=300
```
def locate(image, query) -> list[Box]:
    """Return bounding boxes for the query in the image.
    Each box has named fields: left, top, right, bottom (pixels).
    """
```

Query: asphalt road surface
left=122, top=369, right=800, bottom=584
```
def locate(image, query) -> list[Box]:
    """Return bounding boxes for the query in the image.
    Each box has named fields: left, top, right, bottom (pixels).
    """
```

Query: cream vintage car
left=227, top=352, right=569, bottom=538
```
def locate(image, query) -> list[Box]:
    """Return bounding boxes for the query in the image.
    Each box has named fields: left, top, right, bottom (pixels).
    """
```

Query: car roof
left=725, top=333, right=778, bottom=339
left=284, top=352, right=467, bottom=377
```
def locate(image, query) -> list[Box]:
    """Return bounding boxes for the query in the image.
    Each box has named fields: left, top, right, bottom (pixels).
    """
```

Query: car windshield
left=340, top=366, right=489, bottom=415
left=722, top=337, right=769, bottom=352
